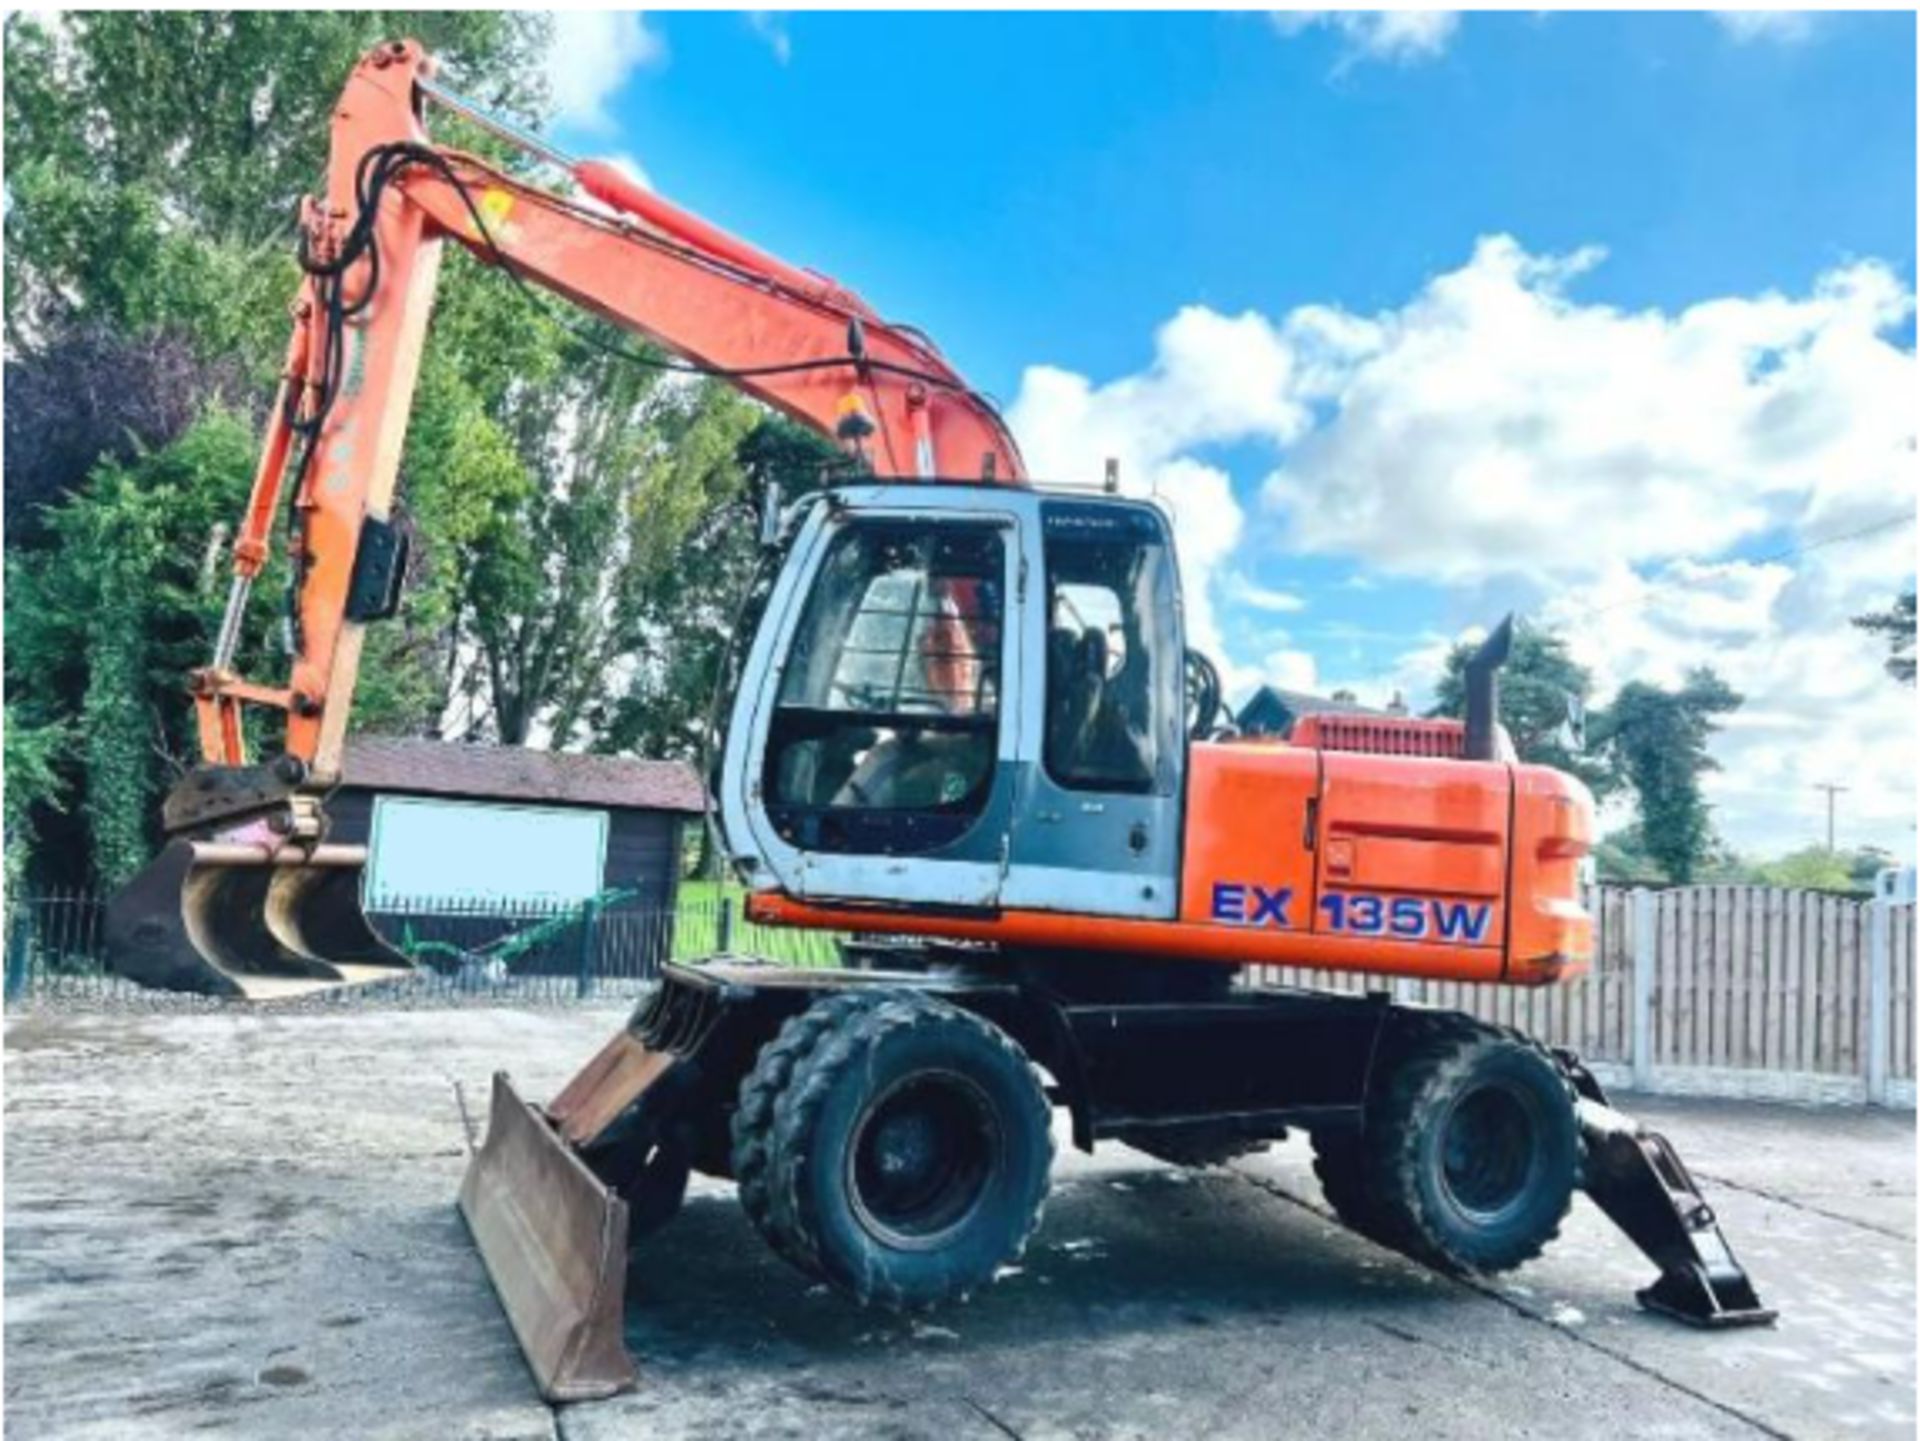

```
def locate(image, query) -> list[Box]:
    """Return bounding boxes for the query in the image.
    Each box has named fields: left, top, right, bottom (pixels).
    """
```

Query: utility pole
left=1814, top=782, right=1849, bottom=852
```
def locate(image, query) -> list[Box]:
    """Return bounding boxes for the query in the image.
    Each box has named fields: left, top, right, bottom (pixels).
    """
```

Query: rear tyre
left=1362, top=1023, right=1577, bottom=1274
left=752, top=990, right=1054, bottom=1309
left=1309, top=1130, right=1404, bottom=1246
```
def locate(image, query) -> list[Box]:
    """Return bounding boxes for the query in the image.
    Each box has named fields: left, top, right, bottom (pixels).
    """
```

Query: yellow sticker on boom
left=473, top=188, right=518, bottom=244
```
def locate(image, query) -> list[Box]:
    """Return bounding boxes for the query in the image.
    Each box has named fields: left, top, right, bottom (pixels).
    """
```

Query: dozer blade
left=458, top=1071, right=636, bottom=1402
left=1577, top=1097, right=1776, bottom=1328
left=103, top=839, right=415, bottom=1001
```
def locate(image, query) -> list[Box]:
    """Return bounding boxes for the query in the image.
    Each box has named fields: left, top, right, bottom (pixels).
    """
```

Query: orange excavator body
left=750, top=731, right=1593, bottom=987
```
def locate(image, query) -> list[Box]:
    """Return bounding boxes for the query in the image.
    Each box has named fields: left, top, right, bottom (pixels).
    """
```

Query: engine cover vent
left=1289, top=714, right=1467, bottom=759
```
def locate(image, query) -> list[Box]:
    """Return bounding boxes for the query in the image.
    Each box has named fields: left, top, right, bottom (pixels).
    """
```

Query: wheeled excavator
left=103, top=41, right=1773, bottom=1402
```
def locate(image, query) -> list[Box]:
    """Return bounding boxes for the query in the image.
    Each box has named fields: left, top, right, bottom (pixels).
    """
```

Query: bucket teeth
left=104, top=839, right=415, bottom=1001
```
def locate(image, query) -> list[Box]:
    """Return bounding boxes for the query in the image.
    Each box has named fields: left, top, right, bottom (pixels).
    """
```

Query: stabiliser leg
left=1558, top=1056, right=1776, bottom=1328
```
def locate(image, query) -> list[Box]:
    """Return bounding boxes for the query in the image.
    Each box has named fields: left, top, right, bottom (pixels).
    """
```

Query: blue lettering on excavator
left=1433, top=899, right=1492, bottom=943
left=1210, top=882, right=1294, bottom=928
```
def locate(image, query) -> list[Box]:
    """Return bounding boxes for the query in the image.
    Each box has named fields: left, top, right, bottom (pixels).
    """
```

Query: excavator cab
left=719, top=484, right=1187, bottom=920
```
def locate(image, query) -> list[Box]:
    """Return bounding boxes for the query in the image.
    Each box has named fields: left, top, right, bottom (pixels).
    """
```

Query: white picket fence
left=1252, top=885, right=1917, bottom=1107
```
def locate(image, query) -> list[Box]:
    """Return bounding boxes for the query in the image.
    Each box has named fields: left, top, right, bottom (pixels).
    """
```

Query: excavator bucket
left=458, top=1071, right=636, bottom=1402
left=104, top=838, right=415, bottom=1001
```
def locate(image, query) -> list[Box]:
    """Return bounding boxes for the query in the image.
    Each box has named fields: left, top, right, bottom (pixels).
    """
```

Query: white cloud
left=1229, top=576, right=1308, bottom=614
left=1011, top=237, right=1916, bottom=855
left=544, top=12, right=666, bottom=133
left=1262, top=647, right=1321, bottom=694
left=1535, top=547, right=1915, bottom=854
left=601, top=151, right=653, bottom=191
left=1008, top=306, right=1312, bottom=691
left=1270, top=10, right=1461, bottom=67
left=747, top=12, right=793, bottom=65
left=1262, top=237, right=1915, bottom=586
left=1711, top=11, right=1819, bottom=45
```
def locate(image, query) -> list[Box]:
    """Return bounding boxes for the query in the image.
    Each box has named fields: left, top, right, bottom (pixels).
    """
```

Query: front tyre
left=1363, top=1024, right=1577, bottom=1274
left=755, top=991, right=1053, bottom=1310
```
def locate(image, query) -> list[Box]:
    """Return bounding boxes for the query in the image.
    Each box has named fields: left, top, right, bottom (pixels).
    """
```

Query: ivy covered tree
left=1590, top=669, right=1742, bottom=885
left=7, top=413, right=266, bottom=885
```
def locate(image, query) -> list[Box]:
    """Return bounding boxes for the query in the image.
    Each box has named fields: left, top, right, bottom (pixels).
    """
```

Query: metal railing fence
left=1, top=887, right=841, bottom=1009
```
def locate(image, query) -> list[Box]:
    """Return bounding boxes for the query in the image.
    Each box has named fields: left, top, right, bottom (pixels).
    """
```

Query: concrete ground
left=4, top=1005, right=1912, bottom=1441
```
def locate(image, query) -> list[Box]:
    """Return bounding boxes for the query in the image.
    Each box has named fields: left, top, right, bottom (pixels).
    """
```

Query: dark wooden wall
left=327, top=787, right=685, bottom=910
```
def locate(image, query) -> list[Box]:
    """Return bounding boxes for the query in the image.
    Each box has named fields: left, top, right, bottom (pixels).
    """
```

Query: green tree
left=1853, top=590, right=1916, bottom=685
left=1590, top=825, right=1663, bottom=885
left=4, top=11, right=548, bottom=364
left=2, top=13, right=553, bottom=886
left=6, top=413, right=268, bottom=885
left=452, top=332, right=760, bottom=747
left=1591, top=669, right=1742, bottom=885
left=1431, top=622, right=1617, bottom=798
left=1752, top=847, right=1857, bottom=892
left=3, top=710, right=68, bottom=896
left=1, top=11, right=866, bottom=892
left=599, top=415, right=846, bottom=764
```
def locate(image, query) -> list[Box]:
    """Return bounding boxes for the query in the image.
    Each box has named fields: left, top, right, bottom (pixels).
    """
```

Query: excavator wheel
left=1360, top=1020, right=1578, bottom=1275
left=1309, top=1131, right=1408, bottom=1248
left=729, top=994, right=860, bottom=1277
left=735, top=989, right=1053, bottom=1310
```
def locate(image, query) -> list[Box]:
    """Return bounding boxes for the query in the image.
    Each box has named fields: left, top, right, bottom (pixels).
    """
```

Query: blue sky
left=540, top=11, right=1916, bottom=855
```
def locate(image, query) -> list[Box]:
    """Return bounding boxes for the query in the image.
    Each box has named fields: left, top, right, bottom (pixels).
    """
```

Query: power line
left=1560, top=510, right=1915, bottom=626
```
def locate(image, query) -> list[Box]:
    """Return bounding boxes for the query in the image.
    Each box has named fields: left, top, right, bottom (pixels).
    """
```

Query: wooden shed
left=325, top=737, right=706, bottom=914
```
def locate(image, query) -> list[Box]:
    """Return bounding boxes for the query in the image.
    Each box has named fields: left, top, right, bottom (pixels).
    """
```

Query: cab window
left=1043, top=503, right=1180, bottom=796
left=764, top=522, right=1004, bottom=854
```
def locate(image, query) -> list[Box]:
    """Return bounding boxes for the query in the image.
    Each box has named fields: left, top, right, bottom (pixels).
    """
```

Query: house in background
left=1236, top=686, right=1392, bottom=739
left=324, top=737, right=705, bottom=912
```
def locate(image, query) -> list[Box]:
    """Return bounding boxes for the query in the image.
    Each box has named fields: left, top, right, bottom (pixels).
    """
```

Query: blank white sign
left=366, top=797, right=608, bottom=906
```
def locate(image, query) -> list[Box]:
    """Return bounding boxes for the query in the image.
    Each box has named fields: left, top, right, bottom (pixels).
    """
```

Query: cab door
left=1001, top=499, right=1184, bottom=920
left=718, top=487, right=1024, bottom=910
left=1310, top=753, right=1511, bottom=953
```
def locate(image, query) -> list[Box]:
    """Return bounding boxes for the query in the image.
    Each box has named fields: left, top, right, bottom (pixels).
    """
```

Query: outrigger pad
left=1575, top=1096, right=1777, bottom=1328
left=458, top=1072, right=636, bottom=1402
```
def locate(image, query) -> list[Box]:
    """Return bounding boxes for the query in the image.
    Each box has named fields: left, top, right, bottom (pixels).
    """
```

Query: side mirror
left=757, top=480, right=784, bottom=549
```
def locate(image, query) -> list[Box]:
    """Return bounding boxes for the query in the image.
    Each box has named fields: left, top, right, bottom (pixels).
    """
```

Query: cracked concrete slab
left=5, top=1005, right=1912, bottom=1440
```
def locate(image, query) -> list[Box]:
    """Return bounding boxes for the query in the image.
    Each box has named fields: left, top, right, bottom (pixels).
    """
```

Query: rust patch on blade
left=548, top=1031, right=675, bottom=1147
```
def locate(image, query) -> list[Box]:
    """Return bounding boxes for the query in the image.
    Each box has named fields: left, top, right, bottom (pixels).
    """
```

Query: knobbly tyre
left=104, top=40, right=1774, bottom=1402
